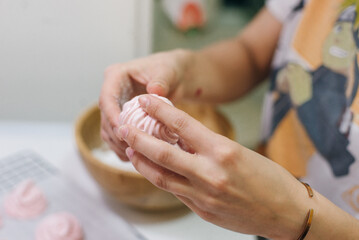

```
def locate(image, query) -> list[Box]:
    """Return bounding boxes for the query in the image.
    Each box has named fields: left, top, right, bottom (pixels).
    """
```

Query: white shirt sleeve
left=266, top=0, right=303, bottom=22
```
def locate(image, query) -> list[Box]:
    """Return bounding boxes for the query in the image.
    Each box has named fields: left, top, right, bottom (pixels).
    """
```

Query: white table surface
left=0, top=121, right=255, bottom=240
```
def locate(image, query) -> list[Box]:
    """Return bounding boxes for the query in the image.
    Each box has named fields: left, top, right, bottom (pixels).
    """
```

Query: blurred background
left=0, top=0, right=265, bottom=148
left=0, top=0, right=152, bottom=121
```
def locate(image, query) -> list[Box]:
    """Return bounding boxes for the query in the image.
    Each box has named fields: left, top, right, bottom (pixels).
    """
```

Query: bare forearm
left=183, top=38, right=266, bottom=103
left=181, top=8, right=282, bottom=103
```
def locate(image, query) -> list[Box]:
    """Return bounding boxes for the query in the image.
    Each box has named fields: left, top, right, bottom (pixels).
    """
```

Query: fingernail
left=152, top=81, right=166, bottom=88
left=139, top=96, right=150, bottom=108
left=118, top=126, right=128, bottom=139
left=126, top=147, right=134, bottom=159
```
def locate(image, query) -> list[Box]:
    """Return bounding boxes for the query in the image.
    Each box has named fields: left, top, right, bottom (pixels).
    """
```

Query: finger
left=175, top=195, right=216, bottom=222
left=177, top=138, right=195, bottom=154
left=100, top=128, right=111, bottom=144
left=101, top=112, right=123, bottom=147
left=138, top=95, right=216, bottom=152
left=101, top=127, right=127, bottom=160
left=146, top=68, right=178, bottom=97
left=101, top=116, right=129, bottom=161
left=99, top=67, right=127, bottom=131
left=119, top=125, right=199, bottom=178
left=107, top=140, right=129, bottom=161
left=104, top=120, right=128, bottom=161
left=127, top=148, right=193, bottom=196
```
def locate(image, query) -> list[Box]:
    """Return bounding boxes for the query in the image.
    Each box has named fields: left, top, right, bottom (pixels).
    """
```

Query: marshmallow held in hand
left=119, top=94, right=179, bottom=144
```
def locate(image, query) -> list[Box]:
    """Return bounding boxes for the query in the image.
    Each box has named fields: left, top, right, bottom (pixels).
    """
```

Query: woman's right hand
left=99, top=49, right=192, bottom=161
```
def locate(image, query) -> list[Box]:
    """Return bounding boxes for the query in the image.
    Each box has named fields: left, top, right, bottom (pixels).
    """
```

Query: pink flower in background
left=178, top=1, right=204, bottom=31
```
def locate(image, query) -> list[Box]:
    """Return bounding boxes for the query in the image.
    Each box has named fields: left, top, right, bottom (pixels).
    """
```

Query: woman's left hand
left=116, top=95, right=312, bottom=240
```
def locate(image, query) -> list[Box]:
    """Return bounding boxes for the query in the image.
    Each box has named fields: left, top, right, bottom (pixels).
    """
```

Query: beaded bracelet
left=297, top=182, right=314, bottom=240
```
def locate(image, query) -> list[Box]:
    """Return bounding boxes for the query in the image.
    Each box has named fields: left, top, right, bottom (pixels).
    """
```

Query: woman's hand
left=117, top=95, right=313, bottom=239
left=99, top=50, right=191, bottom=160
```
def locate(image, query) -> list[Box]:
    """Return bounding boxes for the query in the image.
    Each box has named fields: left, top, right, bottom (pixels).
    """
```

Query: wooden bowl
left=75, top=102, right=235, bottom=211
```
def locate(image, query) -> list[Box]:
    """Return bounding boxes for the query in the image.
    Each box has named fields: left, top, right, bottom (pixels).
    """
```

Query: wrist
left=267, top=180, right=316, bottom=240
left=270, top=183, right=359, bottom=240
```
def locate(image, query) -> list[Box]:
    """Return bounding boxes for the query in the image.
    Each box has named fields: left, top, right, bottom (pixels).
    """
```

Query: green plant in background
left=223, top=0, right=265, bottom=16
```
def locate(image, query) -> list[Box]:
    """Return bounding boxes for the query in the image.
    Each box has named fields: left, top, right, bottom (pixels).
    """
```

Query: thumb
left=146, top=80, right=170, bottom=96
left=146, top=68, right=178, bottom=97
